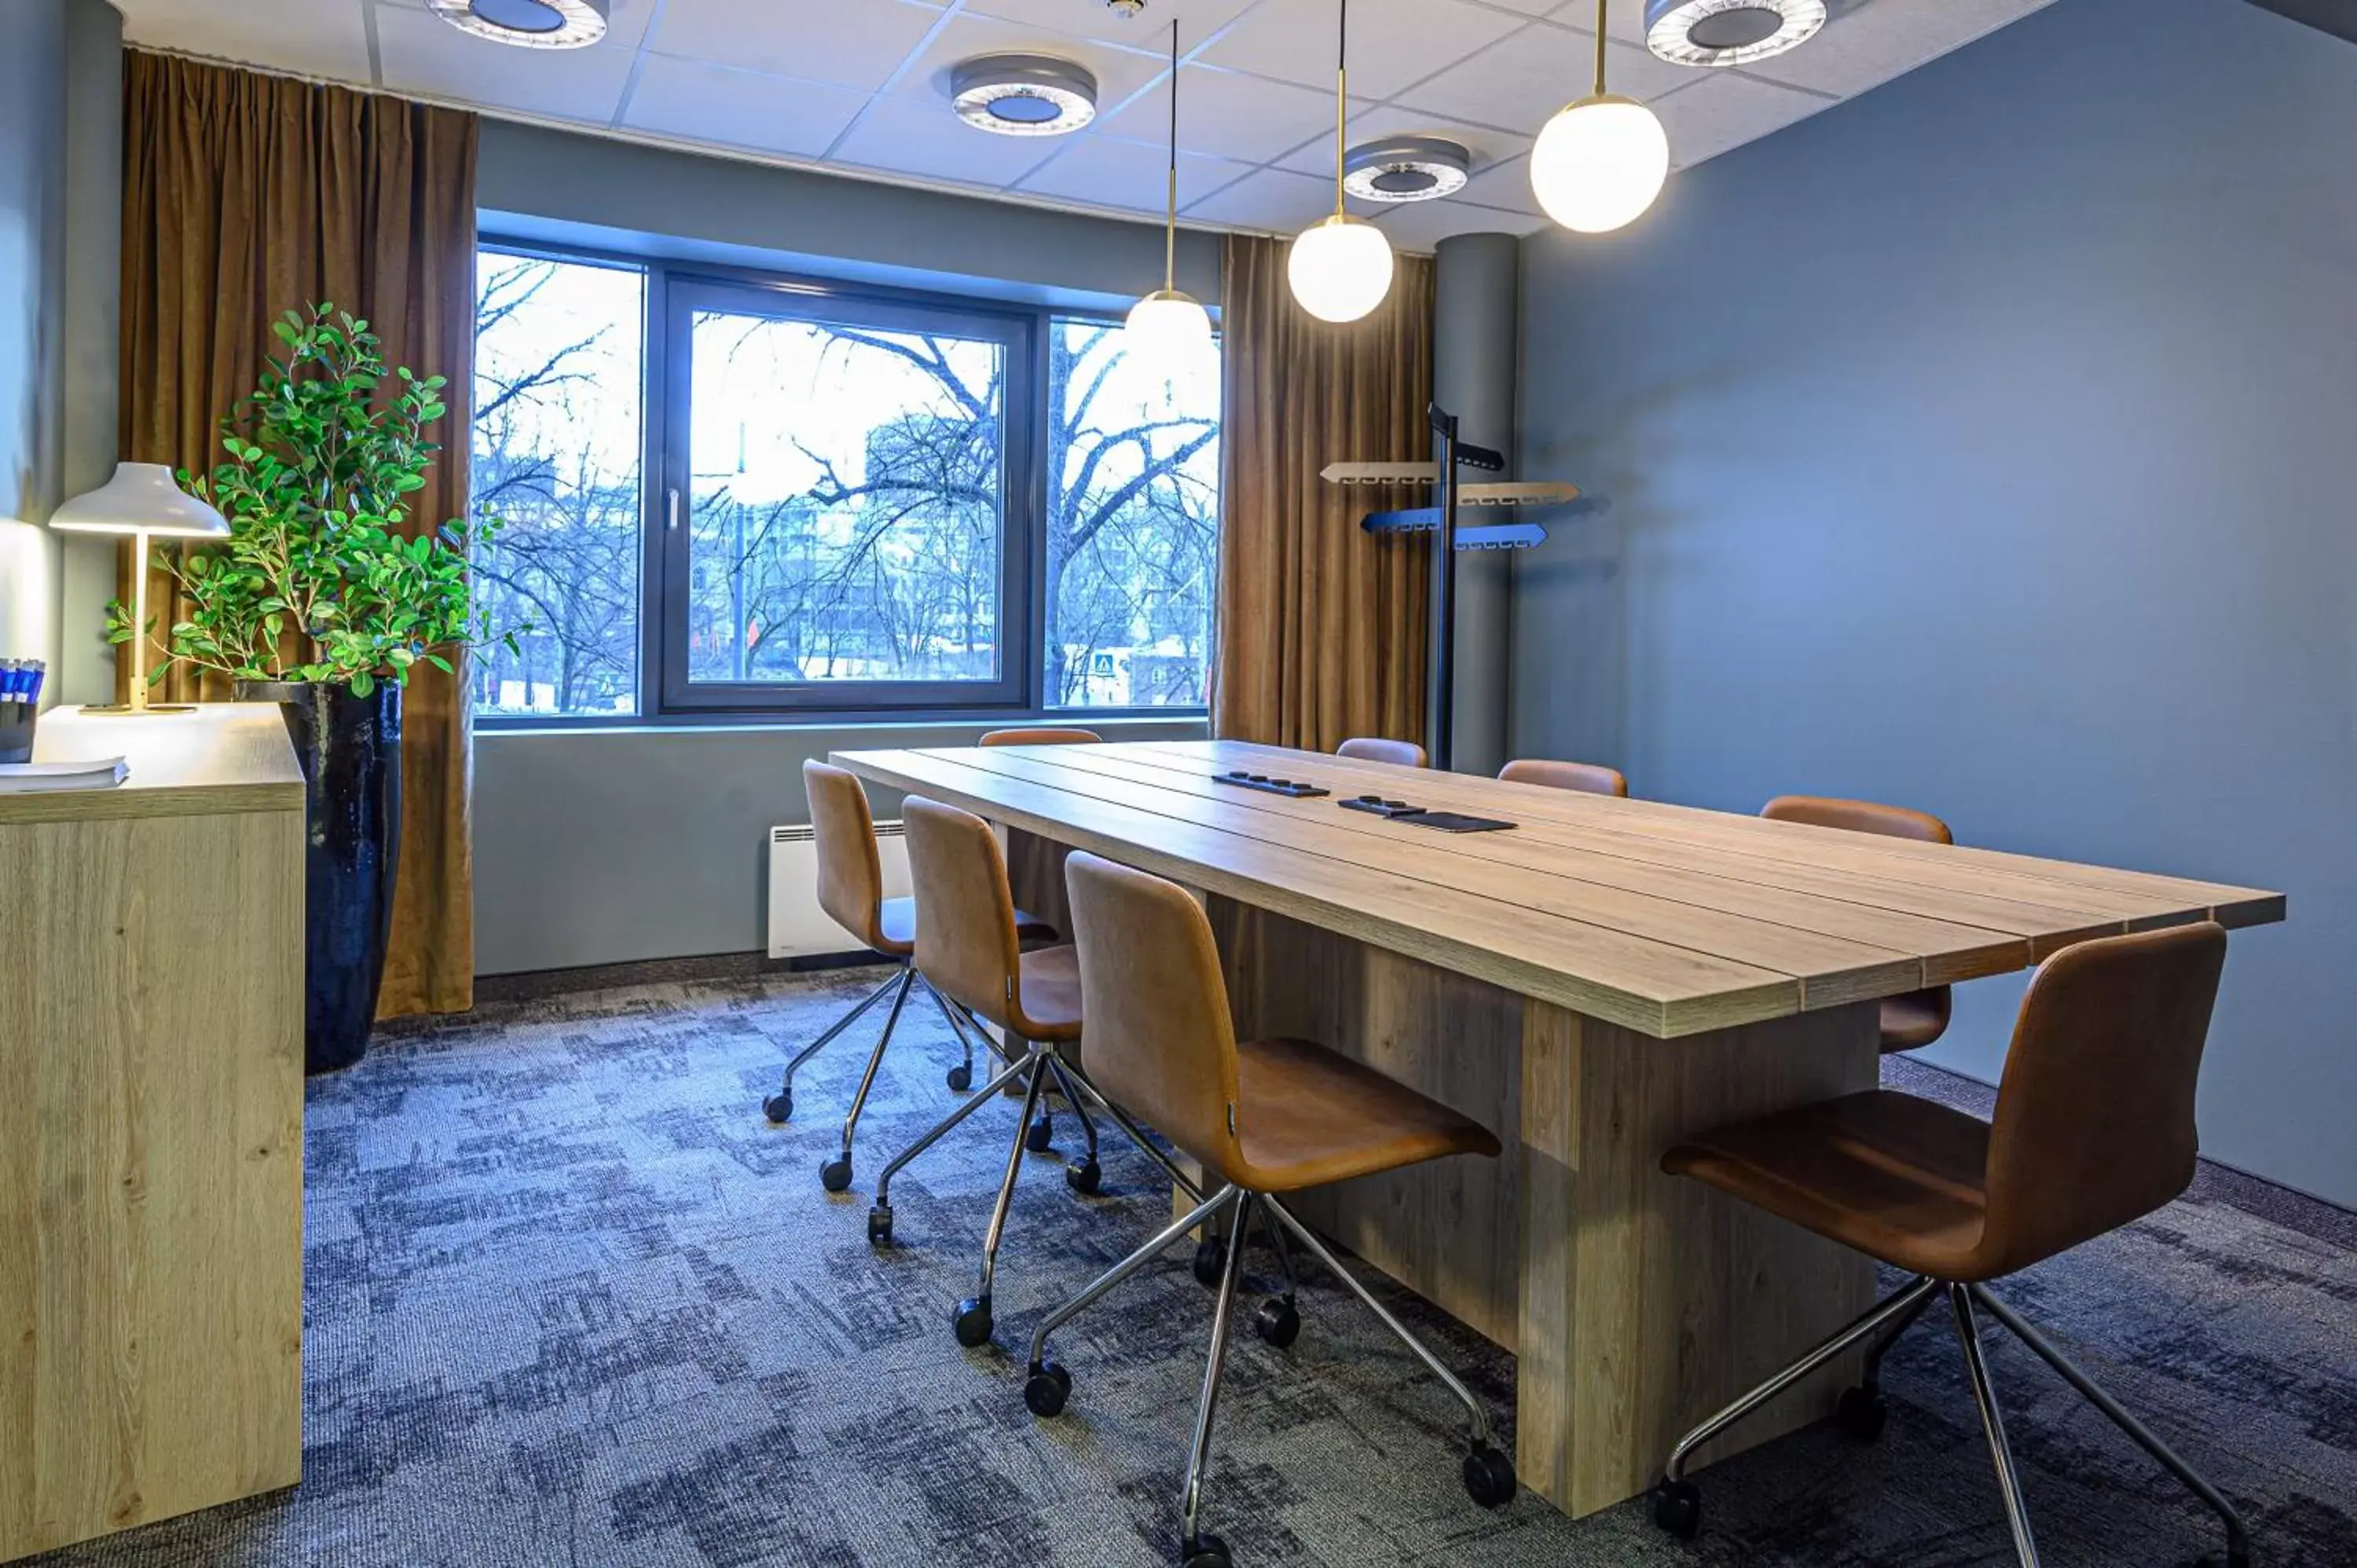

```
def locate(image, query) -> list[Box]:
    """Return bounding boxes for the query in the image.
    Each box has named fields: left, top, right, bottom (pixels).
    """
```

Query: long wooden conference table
left=831, top=738, right=2284, bottom=1519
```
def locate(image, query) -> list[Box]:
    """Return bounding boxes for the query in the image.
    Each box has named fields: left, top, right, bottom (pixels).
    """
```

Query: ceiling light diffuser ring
left=427, top=0, right=610, bottom=49
left=1644, top=0, right=1827, bottom=66
left=950, top=55, right=1100, bottom=137
left=1341, top=136, right=1472, bottom=204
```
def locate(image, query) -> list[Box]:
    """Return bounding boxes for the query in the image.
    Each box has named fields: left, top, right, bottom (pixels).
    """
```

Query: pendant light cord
left=1165, top=18, right=1179, bottom=290
left=1593, top=0, right=1608, bottom=97
left=1332, top=0, right=1349, bottom=217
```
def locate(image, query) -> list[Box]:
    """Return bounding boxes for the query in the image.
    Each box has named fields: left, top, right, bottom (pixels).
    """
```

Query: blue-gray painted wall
left=1511, top=0, right=2357, bottom=1204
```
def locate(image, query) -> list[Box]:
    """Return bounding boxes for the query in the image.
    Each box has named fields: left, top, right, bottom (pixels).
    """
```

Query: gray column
left=57, top=0, right=122, bottom=705
left=1432, top=232, right=1519, bottom=776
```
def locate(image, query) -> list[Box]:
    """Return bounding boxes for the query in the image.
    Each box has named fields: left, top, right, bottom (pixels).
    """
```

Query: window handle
left=667, top=488, right=681, bottom=532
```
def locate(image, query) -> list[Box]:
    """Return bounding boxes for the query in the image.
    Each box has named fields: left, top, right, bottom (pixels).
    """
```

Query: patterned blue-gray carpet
left=28, top=968, right=2357, bottom=1567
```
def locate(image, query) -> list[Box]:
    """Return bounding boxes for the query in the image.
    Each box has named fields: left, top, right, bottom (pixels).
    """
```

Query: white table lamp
left=49, top=463, right=232, bottom=715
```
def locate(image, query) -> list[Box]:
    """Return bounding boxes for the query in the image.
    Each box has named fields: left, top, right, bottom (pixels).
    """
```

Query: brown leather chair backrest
left=1064, top=850, right=1246, bottom=1184
left=1500, top=757, right=1628, bottom=797
left=1761, top=793, right=1952, bottom=844
left=903, top=795, right=1026, bottom=1031
left=804, top=760, right=888, bottom=951
left=1977, top=921, right=2227, bottom=1277
left=980, top=727, right=1102, bottom=747
left=1337, top=736, right=1426, bottom=768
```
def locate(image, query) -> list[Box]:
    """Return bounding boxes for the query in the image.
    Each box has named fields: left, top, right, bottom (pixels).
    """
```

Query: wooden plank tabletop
left=830, top=742, right=2284, bottom=1039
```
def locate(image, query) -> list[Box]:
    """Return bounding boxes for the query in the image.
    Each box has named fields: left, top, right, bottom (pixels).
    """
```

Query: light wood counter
left=834, top=739, right=2284, bottom=1519
left=1, top=705, right=306, bottom=1561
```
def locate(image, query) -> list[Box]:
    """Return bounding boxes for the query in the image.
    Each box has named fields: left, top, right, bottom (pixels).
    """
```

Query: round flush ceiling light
left=951, top=55, right=1099, bottom=136
left=1342, top=136, right=1472, bottom=203
left=427, top=0, right=609, bottom=49
left=1644, top=0, right=1827, bottom=67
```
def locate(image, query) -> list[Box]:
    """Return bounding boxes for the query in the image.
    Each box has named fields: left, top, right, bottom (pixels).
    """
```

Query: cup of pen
left=0, top=660, right=42, bottom=764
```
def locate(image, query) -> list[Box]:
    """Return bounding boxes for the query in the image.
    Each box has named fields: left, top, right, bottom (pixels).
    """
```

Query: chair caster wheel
left=1193, top=1236, right=1226, bottom=1288
left=1836, top=1385, right=1887, bottom=1442
left=763, top=1092, right=791, bottom=1124
left=1024, top=1360, right=1071, bottom=1417
left=1253, top=1297, right=1299, bottom=1350
left=1025, top=1115, right=1054, bottom=1154
left=953, top=1296, right=994, bottom=1347
left=867, top=1206, right=893, bottom=1247
left=1462, top=1442, right=1516, bottom=1508
left=819, top=1155, right=853, bottom=1192
left=1065, top=1158, right=1102, bottom=1196
left=1651, top=1478, right=1701, bottom=1540
left=947, top=1064, right=973, bottom=1093
left=1181, top=1531, right=1231, bottom=1568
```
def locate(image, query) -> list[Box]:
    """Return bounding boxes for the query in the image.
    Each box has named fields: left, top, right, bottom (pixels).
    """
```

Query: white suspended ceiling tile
left=966, top=0, right=1263, bottom=50
left=1396, top=24, right=1692, bottom=134
left=1100, top=65, right=1339, bottom=167
left=1738, top=0, right=2058, bottom=96
left=885, top=11, right=1168, bottom=109
left=1456, top=152, right=1544, bottom=216
left=1372, top=196, right=1547, bottom=253
left=376, top=3, right=639, bottom=124
left=621, top=57, right=872, bottom=159
left=1199, top=0, right=1526, bottom=102
left=1179, top=165, right=1336, bottom=233
left=1014, top=134, right=1252, bottom=214
left=115, top=0, right=374, bottom=85
left=1652, top=69, right=1830, bottom=167
left=648, top=0, right=944, bottom=93
left=832, top=92, right=1067, bottom=189
left=1272, top=102, right=1531, bottom=179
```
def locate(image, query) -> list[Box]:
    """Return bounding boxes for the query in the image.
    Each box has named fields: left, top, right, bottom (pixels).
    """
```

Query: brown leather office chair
left=1026, top=851, right=1516, bottom=1568
left=1336, top=735, right=1426, bottom=768
left=1762, top=794, right=1955, bottom=1053
left=769, top=764, right=1051, bottom=1192
left=1650, top=922, right=2247, bottom=1568
left=1500, top=757, right=1629, bottom=797
left=980, top=726, right=1102, bottom=746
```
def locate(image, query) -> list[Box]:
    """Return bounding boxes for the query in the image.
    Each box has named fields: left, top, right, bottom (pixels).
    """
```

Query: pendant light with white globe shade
left=1530, top=0, right=1671, bottom=234
left=1126, top=18, right=1211, bottom=361
left=1288, top=0, right=1395, bottom=324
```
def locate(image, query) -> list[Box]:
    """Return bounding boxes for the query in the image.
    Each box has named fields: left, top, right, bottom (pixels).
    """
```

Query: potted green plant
left=111, top=304, right=516, bottom=1072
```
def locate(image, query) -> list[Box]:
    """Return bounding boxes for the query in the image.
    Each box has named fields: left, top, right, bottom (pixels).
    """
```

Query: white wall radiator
left=768, top=821, right=911, bottom=959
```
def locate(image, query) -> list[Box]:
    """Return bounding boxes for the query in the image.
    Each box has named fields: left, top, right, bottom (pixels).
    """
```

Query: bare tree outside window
left=467, top=247, right=1222, bottom=720
left=1045, top=320, right=1221, bottom=708
left=469, top=253, right=645, bottom=718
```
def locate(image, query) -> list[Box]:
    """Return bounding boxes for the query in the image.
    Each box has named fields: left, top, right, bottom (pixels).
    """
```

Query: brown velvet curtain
left=1211, top=233, right=1434, bottom=751
left=120, top=51, right=481, bottom=1018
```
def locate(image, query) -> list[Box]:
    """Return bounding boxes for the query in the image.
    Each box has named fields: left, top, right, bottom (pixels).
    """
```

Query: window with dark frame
left=467, top=243, right=1222, bottom=724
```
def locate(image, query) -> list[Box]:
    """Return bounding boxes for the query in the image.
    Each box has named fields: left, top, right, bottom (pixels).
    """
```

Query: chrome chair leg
left=1261, top=1196, right=1513, bottom=1505
left=764, top=966, right=903, bottom=1123
left=952, top=1054, right=1050, bottom=1349
left=1045, top=1057, right=1104, bottom=1194
left=1970, top=1284, right=2249, bottom=1568
left=867, top=1050, right=1034, bottom=1246
left=1664, top=1274, right=1941, bottom=1485
left=1649, top=1273, right=1941, bottom=1541
left=1951, top=1283, right=2044, bottom=1568
left=1054, top=1067, right=1206, bottom=1202
left=1179, top=1191, right=1255, bottom=1567
left=819, top=968, right=915, bottom=1192
left=1024, top=1185, right=1241, bottom=1414
left=924, top=978, right=983, bottom=1091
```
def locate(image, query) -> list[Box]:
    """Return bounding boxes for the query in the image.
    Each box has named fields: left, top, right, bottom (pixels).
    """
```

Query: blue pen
left=0, top=658, right=20, bottom=701
left=30, top=660, right=44, bottom=705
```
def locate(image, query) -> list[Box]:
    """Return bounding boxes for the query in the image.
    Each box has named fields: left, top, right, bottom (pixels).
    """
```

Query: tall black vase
left=238, top=680, right=404, bottom=1074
